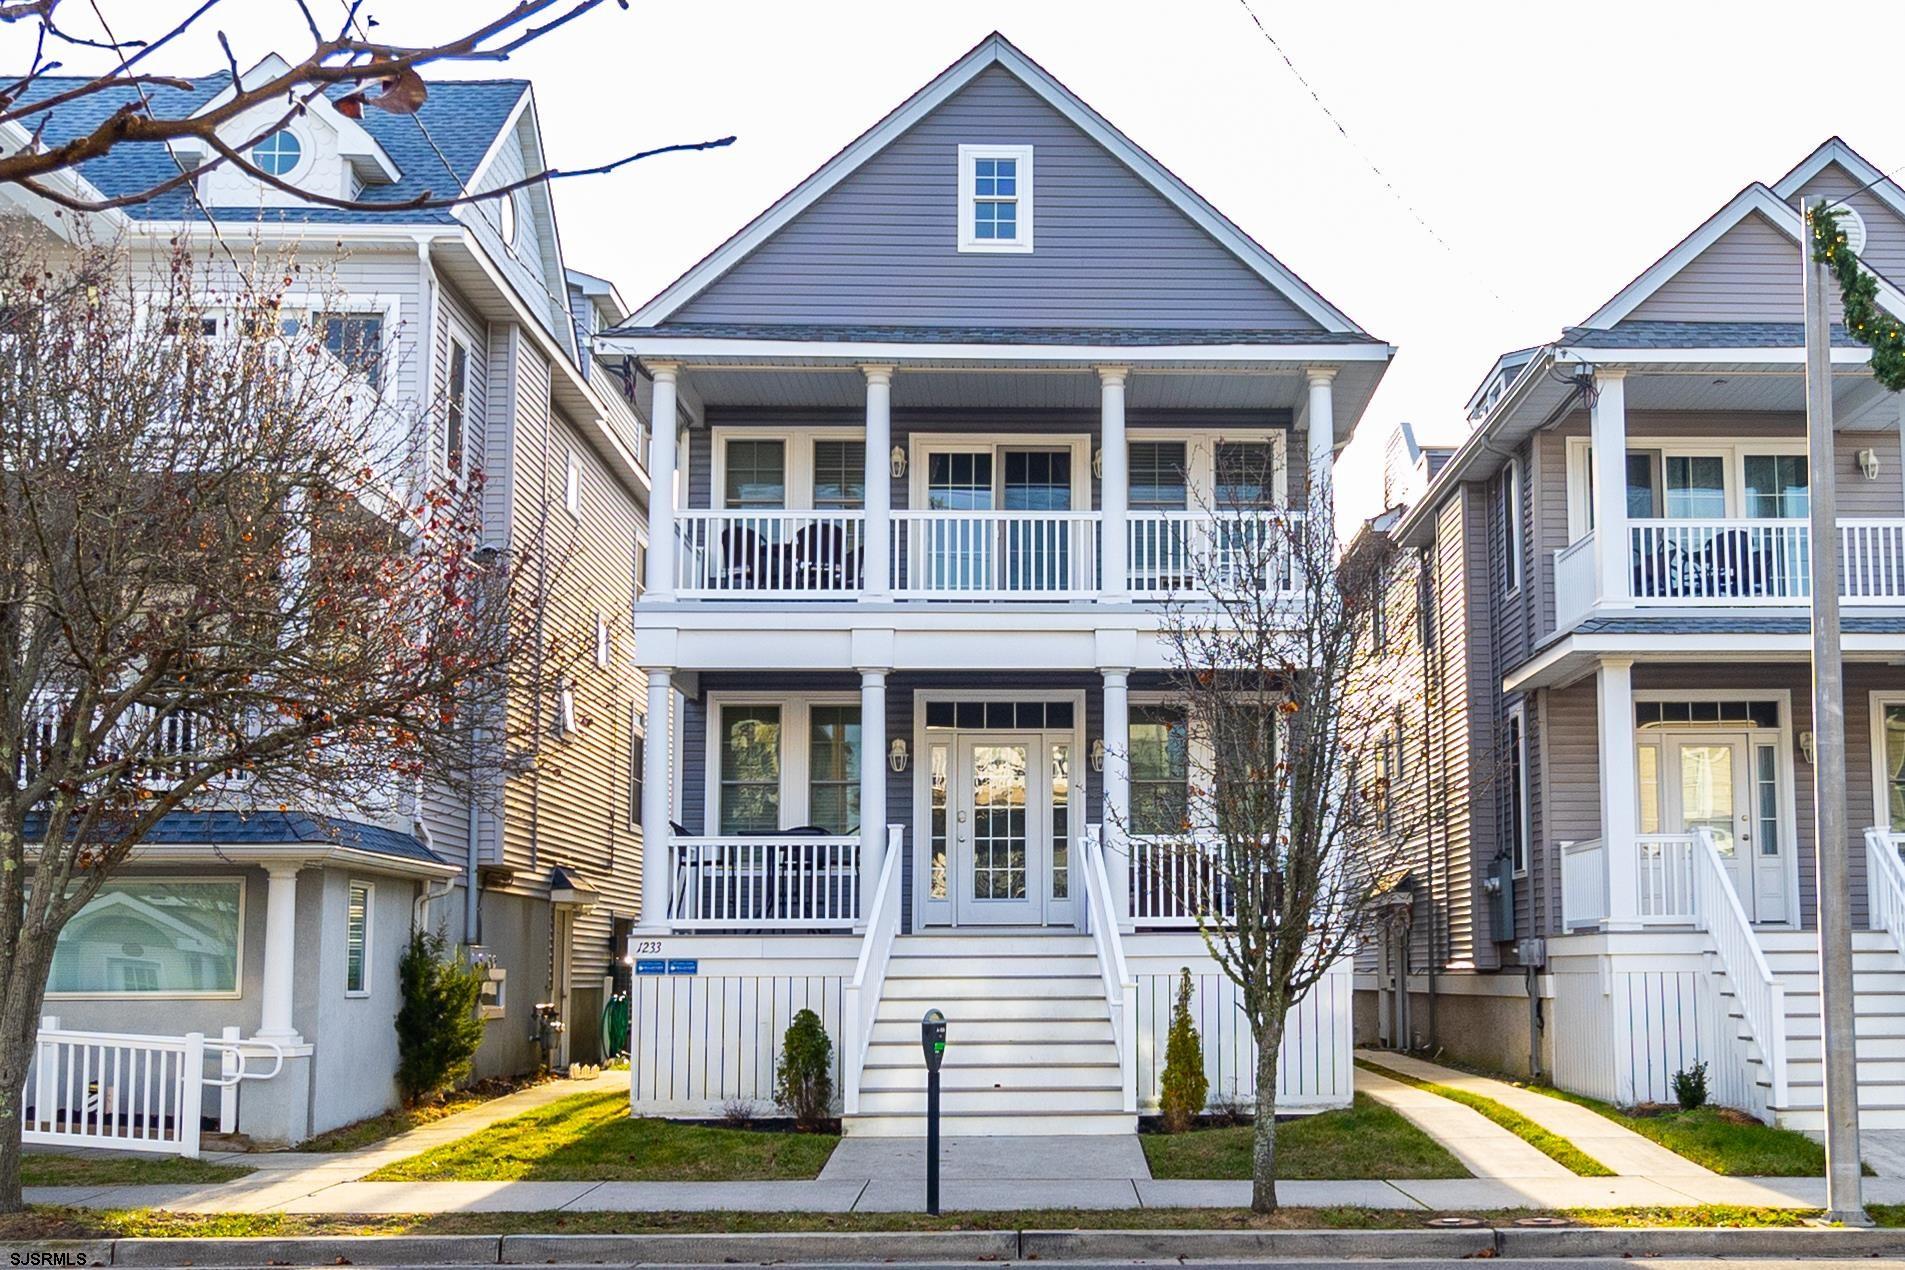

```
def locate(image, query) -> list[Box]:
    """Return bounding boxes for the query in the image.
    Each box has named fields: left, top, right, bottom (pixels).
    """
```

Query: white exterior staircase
left=845, top=932, right=1137, bottom=1137
left=1752, top=930, right=1905, bottom=1131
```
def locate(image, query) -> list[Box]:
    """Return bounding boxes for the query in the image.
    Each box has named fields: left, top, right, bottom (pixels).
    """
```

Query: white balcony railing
left=1613, top=518, right=1905, bottom=606
left=1553, top=532, right=1596, bottom=630
left=668, top=835, right=861, bottom=930
left=674, top=510, right=868, bottom=598
left=1126, top=510, right=1303, bottom=597
left=891, top=510, right=1101, bottom=598
left=1560, top=838, right=1606, bottom=929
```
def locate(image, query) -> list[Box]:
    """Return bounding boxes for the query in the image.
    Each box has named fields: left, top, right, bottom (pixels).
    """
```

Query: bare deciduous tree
left=0, top=0, right=734, bottom=214
left=1134, top=456, right=1418, bottom=1213
left=0, top=225, right=557, bottom=1210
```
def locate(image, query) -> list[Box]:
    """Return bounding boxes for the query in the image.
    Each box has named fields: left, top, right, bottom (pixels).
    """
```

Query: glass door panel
left=1663, top=735, right=1756, bottom=918
left=926, top=451, right=994, bottom=591
left=1002, top=449, right=1072, bottom=591
left=1664, top=455, right=1727, bottom=519
left=956, top=736, right=1044, bottom=924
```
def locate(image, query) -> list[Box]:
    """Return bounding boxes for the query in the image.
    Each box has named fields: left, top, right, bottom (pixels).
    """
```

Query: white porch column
left=1102, top=669, right=1133, bottom=930
left=858, top=670, right=888, bottom=926
left=1098, top=368, right=1129, bottom=602
left=645, top=364, right=679, bottom=603
left=256, top=863, right=301, bottom=1041
left=1597, top=657, right=1641, bottom=927
left=861, top=366, right=893, bottom=600
left=1590, top=368, right=1629, bottom=605
left=638, top=668, right=674, bottom=931
left=1306, top=369, right=1336, bottom=498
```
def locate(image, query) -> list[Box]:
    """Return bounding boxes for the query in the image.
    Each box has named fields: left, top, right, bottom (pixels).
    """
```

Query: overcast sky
left=7, top=1, right=1895, bottom=519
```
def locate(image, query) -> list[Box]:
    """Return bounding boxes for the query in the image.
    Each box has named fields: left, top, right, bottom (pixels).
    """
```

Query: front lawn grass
left=299, top=1073, right=557, bottom=1153
left=1524, top=1083, right=1840, bottom=1177
left=364, top=1089, right=837, bottom=1182
left=1141, top=1093, right=1469, bottom=1180
left=20, top=1154, right=252, bottom=1187
left=0, top=1204, right=1831, bottom=1240
left=1354, top=1059, right=1612, bottom=1177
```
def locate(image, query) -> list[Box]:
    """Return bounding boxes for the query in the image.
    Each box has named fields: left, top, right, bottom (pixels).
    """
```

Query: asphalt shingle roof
left=26, top=809, right=447, bottom=866
left=1571, top=615, right=1905, bottom=635
left=622, top=321, right=1384, bottom=345
left=11, top=75, right=528, bottom=223
left=1559, top=320, right=1863, bottom=349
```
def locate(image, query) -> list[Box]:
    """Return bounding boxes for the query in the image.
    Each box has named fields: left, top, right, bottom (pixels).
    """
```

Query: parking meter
left=922, top=1009, right=946, bottom=1214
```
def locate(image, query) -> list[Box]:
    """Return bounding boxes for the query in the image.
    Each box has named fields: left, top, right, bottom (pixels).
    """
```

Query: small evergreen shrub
left=1158, top=967, right=1209, bottom=1132
left=775, top=1008, right=835, bottom=1129
left=395, top=928, right=488, bottom=1105
left=1671, top=1060, right=1709, bottom=1111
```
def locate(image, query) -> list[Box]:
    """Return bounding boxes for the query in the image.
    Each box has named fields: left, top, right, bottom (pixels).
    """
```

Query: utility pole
left=1802, top=194, right=1868, bottom=1226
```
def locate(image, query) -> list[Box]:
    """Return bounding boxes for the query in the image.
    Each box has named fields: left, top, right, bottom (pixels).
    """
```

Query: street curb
left=1020, top=1227, right=1497, bottom=1259
left=110, top=1236, right=505, bottom=1265
left=1498, top=1225, right=1905, bottom=1257
left=497, top=1230, right=1020, bottom=1263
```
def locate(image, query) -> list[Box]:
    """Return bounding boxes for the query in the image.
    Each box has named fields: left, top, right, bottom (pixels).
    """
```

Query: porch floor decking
left=1355, top=1050, right=1718, bottom=1179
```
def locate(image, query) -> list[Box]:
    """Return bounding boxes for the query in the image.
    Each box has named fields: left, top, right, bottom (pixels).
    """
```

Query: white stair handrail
left=1865, top=828, right=1905, bottom=954
left=1082, top=825, right=1138, bottom=1114
left=1691, top=827, right=1787, bottom=1108
left=841, top=826, right=903, bottom=1117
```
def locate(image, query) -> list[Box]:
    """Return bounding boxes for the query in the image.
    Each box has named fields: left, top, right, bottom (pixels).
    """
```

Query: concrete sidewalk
left=1355, top=1066, right=1572, bottom=1179
left=1356, top=1049, right=1717, bottom=1179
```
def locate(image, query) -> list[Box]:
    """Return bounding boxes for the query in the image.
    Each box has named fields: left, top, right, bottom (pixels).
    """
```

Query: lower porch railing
left=23, top=1021, right=283, bottom=1158
left=668, top=835, right=861, bottom=930
left=1637, top=833, right=1698, bottom=922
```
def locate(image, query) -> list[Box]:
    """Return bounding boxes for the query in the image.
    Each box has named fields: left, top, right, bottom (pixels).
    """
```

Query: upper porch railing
left=668, top=507, right=1305, bottom=601
left=1554, top=519, right=1905, bottom=623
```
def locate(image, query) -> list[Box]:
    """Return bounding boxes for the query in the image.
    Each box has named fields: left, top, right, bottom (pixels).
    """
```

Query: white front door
left=1661, top=734, right=1778, bottom=922
left=955, top=734, right=1046, bottom=925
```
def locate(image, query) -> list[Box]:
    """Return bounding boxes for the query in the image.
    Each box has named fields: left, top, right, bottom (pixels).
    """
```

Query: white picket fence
left=24, top=1019, right=284, bottom=1157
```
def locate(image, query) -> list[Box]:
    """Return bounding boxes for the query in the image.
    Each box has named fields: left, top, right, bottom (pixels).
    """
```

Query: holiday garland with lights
left=1809, top=203, right=1905, bottom=391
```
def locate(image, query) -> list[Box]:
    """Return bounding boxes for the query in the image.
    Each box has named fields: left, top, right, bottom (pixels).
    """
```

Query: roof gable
left=630, top=33, right=1359, bottom=335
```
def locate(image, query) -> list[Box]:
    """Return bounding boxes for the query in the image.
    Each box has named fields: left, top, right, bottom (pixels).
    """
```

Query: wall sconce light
left=888, top=737, right=910, bottom=773
left=1089, top=738, right=1106, bottom=772
left=1092, top=448, right=1103, bottom=480
left=890, top=446, right=907, bottom=479
left=1800, top=730, right=1816, bottom=765
left=1859, top=448, right=1882, bottom=481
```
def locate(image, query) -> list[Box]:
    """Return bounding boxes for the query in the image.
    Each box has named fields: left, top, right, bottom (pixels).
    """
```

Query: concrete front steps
left=844, top=932, right=1135, bottom=1138
left=1753, top=930, right=1905, bottom=1131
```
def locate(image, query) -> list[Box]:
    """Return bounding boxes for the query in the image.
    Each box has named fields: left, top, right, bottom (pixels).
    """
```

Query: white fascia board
left=123, top=840, right=461, bottom=878
left=626, top=35, right=1361, bottom=335
left=191, top=54, right=402, bottom=183
left=1554, top=345, right=1876, bottom=366
left=458, top=83, right=535, bottom=198
left=0, top=119, right=129, bottom=237
left=598, top=335, right=1392, bottom=365
left=1772, top=137, right=1905, bottom=226
left=1578, top=184, right=1801, bottom=330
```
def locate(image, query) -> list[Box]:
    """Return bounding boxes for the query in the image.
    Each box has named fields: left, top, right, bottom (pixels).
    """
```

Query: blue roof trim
left=9, top=76, right=528, bottom=224
left=627, top=321, right=1384, bottom=346
left=25, top=809, right=447, bottom=866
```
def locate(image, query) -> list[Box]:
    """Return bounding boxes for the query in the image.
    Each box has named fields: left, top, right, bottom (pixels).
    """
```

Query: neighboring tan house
left=594, top=32, right=1384, bottom=1134
left=1362, top=137, right=1905, bottom=1133
left=8, top=58, right=650, bottom=1145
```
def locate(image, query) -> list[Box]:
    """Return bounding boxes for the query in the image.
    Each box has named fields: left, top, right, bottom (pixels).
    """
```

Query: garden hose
left=600, top=991, right=631, bottom=1060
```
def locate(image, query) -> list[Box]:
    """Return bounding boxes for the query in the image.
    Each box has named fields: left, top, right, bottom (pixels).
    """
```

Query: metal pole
left=1803, top=195, right=1868, bottom=1225
left=925, top=1065, right=940, bottom=1216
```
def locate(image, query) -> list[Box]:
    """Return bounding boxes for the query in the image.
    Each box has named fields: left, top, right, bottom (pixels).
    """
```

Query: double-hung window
left=812, top=440, right=865, bottom=510
left=1130, top=705, right=1190, bottom=836
left=958, top=145, right=1034, bottom=253
left=319, top=312, right=384, bottom=381
left=718, top=705, right=782, bottom=833
left=1502, top=459, right=1522, bottom=593
left=628, top=708, right=645, bottom=831
left=807, top=705, right=861, bottom=834
left=444, top=339, right=470, bottom=480
left=723, top=439, right=787, bottom=509
left=1506, top=706, right=1529, bottom=874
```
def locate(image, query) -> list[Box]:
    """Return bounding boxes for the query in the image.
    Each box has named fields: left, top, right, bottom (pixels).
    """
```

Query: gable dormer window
left=252, top=128, right=303, bottom=178
left=958, top=144, right=1033, bottom=253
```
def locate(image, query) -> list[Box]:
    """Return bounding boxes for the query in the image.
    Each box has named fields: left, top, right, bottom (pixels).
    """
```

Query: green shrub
left=1158, top=967, right=1209, bottom=1133
left=775, top=1008, right=835, bottom=1130
left=395, top=928, right=488, bottom=1105
left=1672, top=1060, right=1710, bottom=1112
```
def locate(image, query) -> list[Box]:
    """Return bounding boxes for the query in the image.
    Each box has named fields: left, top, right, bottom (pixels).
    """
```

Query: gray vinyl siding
left=1539, top=679, right=1602, bottom=935
left=1792, top=162, right=1905, bottom=289
left=463, top=104, right=573, bottom=353
left=674, top=65, right=1323, bottom=331
left=1625, top=212, right=1815, bottom=325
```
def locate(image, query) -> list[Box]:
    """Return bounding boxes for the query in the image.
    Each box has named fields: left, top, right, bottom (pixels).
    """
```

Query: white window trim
left=1869, top=691, right=1905, bottom=830
left=250, top=123, right=311, bottom=182
left=1565, top=435, right=1814, bottom=542
left=1125, top=430, right=1291, bottom=509
left=564, top=448, right=582, bottom=519
left=1507, top=702, right=1530, bottom=876
left=45, top=876, right=247, bottom=1001
left=280, top=291, right=403, bottom=393
left=629, top=704, right=646, bottom=833
left=595, top=613, right=611, bottom=669
left=704, top=693, right=860, bottom=835
left=907, top=432, right=1092, bottom=510
left=344, top=880, right=374, bottom=998
left=957, top=144, right=1034, bottom=254
left=1503, top=459, right=1523, bottom=597
left=444, top=335, right=472, bottom=481
left=711, top=428, right=864, bottom=511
